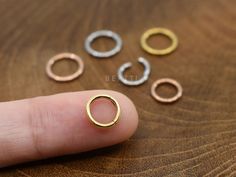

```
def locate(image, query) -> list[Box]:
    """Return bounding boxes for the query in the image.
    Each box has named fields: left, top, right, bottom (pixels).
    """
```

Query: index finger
left=0, top=90, right=138, bottom=167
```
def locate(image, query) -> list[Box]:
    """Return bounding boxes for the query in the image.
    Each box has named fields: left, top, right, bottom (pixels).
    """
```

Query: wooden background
left=1, top=0, right=236, bottom=176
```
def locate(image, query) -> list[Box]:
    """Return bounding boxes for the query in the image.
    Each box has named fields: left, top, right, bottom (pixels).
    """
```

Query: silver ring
left=118, top=57, right=151, bottom=86
left=85, top=30, right=122, bottom=58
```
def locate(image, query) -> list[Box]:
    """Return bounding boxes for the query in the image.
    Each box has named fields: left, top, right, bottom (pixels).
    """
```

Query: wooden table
left=1, top=0, right=236, bottom=176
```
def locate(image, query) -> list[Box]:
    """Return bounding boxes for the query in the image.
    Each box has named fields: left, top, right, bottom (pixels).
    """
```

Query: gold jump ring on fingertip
left=141, top=28, right=178, bottom=55
left=86, top=94, right=120, bottom=128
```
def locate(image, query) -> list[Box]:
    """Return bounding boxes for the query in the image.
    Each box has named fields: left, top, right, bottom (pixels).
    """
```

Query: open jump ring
left=151, top=78, right=183, bottom=103
left=85, top=30, right=122, bottom=58
left=118, top=57, right=151, bottom=86
left=86, top=94, right=121, bottom=128
left=141, top=28, right=178, bottom=55
left=46, top=53, right=84, bottom=82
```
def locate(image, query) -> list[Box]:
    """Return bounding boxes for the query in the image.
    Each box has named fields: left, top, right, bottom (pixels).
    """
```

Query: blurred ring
left=46, top=53, right=84, bottom=82
left=118, top=57, right=151, bottom=86
left=86, top=94, right=120, bottom=128
left=85, top=30, right=122, bottom=58
left=141, top=28, right=178, bottom=55
left=151, top=78, right=183, bottom=103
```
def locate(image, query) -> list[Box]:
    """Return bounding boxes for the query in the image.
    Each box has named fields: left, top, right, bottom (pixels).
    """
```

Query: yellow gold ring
left=86, top=94, right=120, bottom=128
left=141, top=28, right=178, bottom=55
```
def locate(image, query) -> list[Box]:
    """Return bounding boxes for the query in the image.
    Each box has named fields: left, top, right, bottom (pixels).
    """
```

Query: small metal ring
left=86, top=94, right=120, bottom=128
left=118, top=57, right=151, bottom=86
left=85, top=30, right=122, bottom=58
left=141, top=28, right=178, bottom=55
left=151, top=78, right=183, bottom=103
left=46, top=53, right=84, bottom=82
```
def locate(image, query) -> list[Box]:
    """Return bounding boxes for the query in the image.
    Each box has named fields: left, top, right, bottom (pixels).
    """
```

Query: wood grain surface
left=1, top=0, right=236, bottom=176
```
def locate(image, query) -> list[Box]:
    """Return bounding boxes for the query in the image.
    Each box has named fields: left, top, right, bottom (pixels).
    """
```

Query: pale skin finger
left=0, top=90, right=138, bottom=167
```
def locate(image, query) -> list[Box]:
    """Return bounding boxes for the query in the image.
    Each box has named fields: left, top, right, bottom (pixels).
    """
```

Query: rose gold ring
left=151, top=78, right=183, bottom=103
left=46, top=53, right=84, bottom=82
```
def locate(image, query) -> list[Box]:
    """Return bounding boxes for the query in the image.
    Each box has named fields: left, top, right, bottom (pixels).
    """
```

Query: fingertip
left=111, top=91, right=139, bottom=140
left=81, top=90, right=139, bottom=147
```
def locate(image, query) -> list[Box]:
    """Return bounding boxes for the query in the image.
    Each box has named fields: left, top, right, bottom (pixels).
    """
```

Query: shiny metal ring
left=85, top=30, right=122, bottom=58
left=86, top=94, right=120, bottom=128
left=46, top=53, right=84, bottom=82
left=151, top=78, right=183, bottom=103
left=141, top=28, right=178, bottom=55
left=118, top=57, right=151, bottom=86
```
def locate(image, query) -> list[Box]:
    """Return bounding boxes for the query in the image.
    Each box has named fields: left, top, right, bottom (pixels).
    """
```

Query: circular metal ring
left=46, top=53, right=84, bottom=82
left=141, top=28, right=178, bottom=55
left=85, top=30, right=122, bottom=58
left=151, top=78, right=183, bottom=103
left=118, top=57, right=151, bottom=86
left=86, top=94, right=121, bottom=128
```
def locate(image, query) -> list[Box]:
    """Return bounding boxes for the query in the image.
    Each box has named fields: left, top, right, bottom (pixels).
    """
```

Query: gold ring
left=46, top=53, right=84, bottom=82
left=141, top=28, right=178, bottom=55
left=86, top=94, right=120, bottom=128
left=151, top=78, right=183, bottom=103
